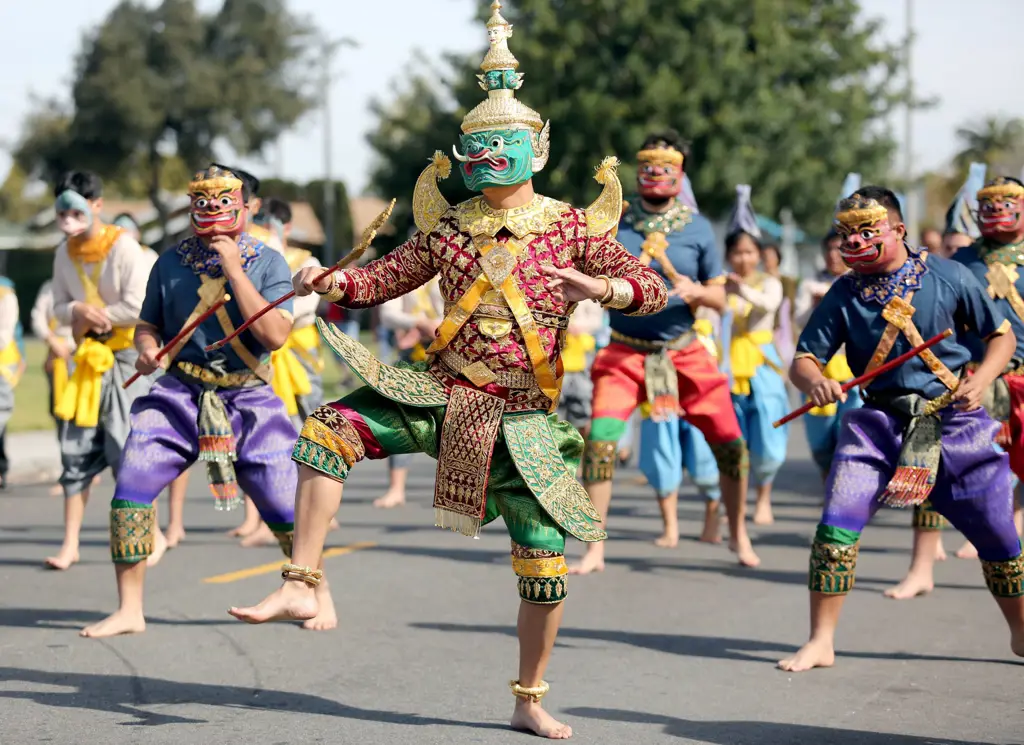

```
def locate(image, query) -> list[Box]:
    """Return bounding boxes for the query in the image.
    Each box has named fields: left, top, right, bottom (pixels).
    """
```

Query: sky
left=1, top=0, right=1023, bottom=197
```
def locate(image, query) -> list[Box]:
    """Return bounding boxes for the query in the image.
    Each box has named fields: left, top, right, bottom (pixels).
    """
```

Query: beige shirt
left=0, top=287, right=19, bottom=352
left=264, top=232, right=322, bottom=329
left=380, top=279, right=444, bottom=332
left=52, top=233, right=154, bottom=328
left=729, top=274, right=783, bottom=335
left=31, top=279, right=74, bottom=343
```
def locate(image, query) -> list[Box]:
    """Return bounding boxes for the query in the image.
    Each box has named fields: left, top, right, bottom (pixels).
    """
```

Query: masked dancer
left=46, top=171, right=155, bottom=571
left=778, top=186, right=1024, bottom=672
left=80, top=165, right=302, bottom=638
left=228, top=4, right=666, bottom=737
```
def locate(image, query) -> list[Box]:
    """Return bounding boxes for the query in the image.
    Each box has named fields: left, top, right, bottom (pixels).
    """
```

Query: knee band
left=291, top=405, right=367, bottom=482
left=982, top=554, right=1024, bottom=597
left=512, top=541, right=568, bottom=605
left=808, top=525, right=861, bottom=594
left=583, top=440, right=617, bottom=484
left=708, top=437, right=749, bottom=481
left=110, top=500, right=155, bottom=564
left=912, top=501, right=946, bottom=530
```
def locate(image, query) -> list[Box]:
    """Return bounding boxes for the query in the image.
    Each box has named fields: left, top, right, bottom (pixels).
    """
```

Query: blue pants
left=639, top=416, right=721, bottom=502
left=731, top=355, right=789, bottom=487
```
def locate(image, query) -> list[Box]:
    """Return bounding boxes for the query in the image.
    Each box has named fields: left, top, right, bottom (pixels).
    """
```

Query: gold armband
left=509, top=679, right=550, bottom=702
left=317, top=271, right=345, bottom=304
left=598, top=276, right=634, bottom=310
left=281, top=563, right=324, bottom=587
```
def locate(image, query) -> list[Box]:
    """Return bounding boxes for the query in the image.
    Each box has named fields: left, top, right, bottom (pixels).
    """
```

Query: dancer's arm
left=212, top=235, right=292, bottom=351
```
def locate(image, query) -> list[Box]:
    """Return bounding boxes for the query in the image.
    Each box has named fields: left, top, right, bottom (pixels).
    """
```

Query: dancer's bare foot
left=753, top=501, right=775, bottom=525
left=165, top=525, right=186, bottom=549
left=729, top=537, right=761, bottom=568
left=883, top=573, right=933, bottom=599
left=511, top=700, right=573, bottom=739
left=372, top=490, right=406, bottom=509
left=80, top=608, right=146, bottom=638
left=567, top=548, right=605, bottom=575
left=227, top=518, right=261, bottom=538
left=934, top=541, right=947, bottom=562
left=654, top=531, right=678, bottom=548
left=44, top=545, right=79, bottom=571
left=229, top=580, right=318, bottom=624
left=301, top=579, right=338, bottom=631
left=955, top=540, right=978, bottom=560
left=777, top=638, right=835, bottom=672
left=146, top=529, right=168, bottom=568
left=239, top=522, right=276, bottom=548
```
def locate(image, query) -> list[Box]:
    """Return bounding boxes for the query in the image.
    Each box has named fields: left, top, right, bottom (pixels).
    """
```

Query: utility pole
left=320, top=37, right=357, bottom=267
left=904, top=0, right=918, bottom=242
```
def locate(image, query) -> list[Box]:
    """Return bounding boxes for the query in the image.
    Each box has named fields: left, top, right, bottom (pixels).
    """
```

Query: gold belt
left=436, top=349, right=538, bottom=390
left=174, top=361, right=261, bottom=389
left=443, top=302, right=571, bottom=331
left=610, top=330, right=695, bottom=352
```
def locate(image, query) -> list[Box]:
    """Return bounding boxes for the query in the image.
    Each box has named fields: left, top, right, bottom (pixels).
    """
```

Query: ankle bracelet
left=509, top=680, right=550, bottom=702
left=281, top=563, right=323, bottom=587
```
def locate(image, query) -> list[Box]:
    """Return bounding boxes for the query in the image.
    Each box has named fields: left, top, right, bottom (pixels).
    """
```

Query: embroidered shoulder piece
left=978, top=237, right=1024, bottom=267
left=413, top=151, right=453, bottom=235
left=624, top=198, right=693, bottom=237
left=844, top=250, right=928, bottom=306
left=455, top=195, right=568, bottom=239
left=584, top=157, right=623, bottom=237
left=176, top=234, right=262, bottom=278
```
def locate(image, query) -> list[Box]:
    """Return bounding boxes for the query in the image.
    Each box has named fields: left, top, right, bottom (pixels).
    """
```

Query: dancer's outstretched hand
left=294, top=267, right=335, bottom=297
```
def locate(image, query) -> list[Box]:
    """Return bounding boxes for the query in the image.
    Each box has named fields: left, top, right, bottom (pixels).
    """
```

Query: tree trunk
left=147, top=141, right=170, bottom=250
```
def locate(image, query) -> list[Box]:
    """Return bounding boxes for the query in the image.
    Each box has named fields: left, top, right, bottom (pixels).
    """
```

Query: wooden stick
left=204, top=198, right=396, bottom=353
left=773, top=328, right=954, bottom=429
left=122, top=294, right=231, bottom=389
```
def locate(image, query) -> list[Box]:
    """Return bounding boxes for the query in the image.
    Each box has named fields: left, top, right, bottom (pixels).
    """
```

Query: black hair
left=112, top=213, right=140, bottom=232
left=852, top=185, right=903, bottom=221
left=821, top=229, right=841, bottom=251
left=53, top=171, right=103, bottom=201
left=641, top=129, right=690, bottom=159
left=262, top=197, right=292, bottom=225
left=761, top=242, right=781, bottom=261
left=211, top=163, right=258, bottom=201
left=725, top=229, right=762, bottom=255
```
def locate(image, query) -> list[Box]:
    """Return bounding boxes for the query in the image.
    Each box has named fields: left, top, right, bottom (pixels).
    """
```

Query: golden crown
left=978, top=177, right=1024, bottom=202
left=189, top=165, right=243, bottom=194
left=637, top=148, right=685, bottom=168
left=834, top=195, right=889, bottom=229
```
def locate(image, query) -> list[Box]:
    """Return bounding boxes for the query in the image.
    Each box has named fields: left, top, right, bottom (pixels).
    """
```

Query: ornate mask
left=977, top=178, right=1024, bottom=242
left=637, top=147, right=684, bottom=201
left=454, top=128, right=537, bottom=191
left=54, top=190, right=94, bottom=237
left=834, top=196, right=903, bottom=273
left=188, top=166, right=246, bottom=238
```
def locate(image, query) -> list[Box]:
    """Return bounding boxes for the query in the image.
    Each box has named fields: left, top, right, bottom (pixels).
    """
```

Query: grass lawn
left=10, top=333, right=378, bottom=433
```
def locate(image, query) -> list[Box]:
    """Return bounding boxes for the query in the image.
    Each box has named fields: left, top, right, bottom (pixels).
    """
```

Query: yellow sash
left=808, top=353, right=855, bottom=416
left=692, top=318, right=718, bottom=360
left=54, top=327, right=134, bottom=427
left=0, top=339, right=22, bottom=387
left=729, top=329, right=777, bottom=396
left=52, top=356, right=69, bottom=409
left=270, top=325, right=322, bottom=416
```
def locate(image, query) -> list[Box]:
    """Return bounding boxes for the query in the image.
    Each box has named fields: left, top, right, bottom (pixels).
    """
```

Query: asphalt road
left=1, top=423, right=1022, bottom=745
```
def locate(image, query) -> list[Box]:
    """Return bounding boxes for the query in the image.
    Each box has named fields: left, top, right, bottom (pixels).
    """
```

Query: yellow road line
left=202, top=541, right=376, bottom=584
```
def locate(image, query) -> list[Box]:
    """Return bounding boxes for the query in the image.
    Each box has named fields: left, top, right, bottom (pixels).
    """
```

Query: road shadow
left=411, top=622, right=1021, bottom=668
left=0, top=607, right=249, bottom=630
left=564, top=707, right=1001, bottom=744
left=0, top=667, right=508, bottom=731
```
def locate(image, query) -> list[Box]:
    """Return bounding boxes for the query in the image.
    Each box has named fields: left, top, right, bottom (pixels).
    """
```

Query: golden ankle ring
left=509, top=680, right=550, bottom=702
left=281, top=563, right=323, bottom=587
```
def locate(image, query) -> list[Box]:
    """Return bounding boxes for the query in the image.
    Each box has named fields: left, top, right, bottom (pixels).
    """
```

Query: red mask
left=834, top=197, right=904, bottom=274
left=187, top=168, right=247, bottom=238
left=636, top=147, right=684, bottom=201
left=977, top=180, right=1024, bottom=243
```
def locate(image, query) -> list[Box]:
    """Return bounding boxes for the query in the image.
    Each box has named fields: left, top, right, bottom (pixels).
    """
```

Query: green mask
left=454, top=129, right=535, bottom=191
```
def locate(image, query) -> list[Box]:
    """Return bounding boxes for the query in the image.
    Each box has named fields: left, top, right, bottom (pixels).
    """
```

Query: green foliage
left=12, top=0, right=316, bottom=230
left=367, top=0, right=917, bottom=236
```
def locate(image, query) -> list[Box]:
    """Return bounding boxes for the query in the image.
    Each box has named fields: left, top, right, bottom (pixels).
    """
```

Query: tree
left=260, top=177, right=354, bottom=254
left=953, top=116, right=1024, bottom=176
left=12, top=0, right=316, bottom=235
left=367, top=0, right=917, bottom=236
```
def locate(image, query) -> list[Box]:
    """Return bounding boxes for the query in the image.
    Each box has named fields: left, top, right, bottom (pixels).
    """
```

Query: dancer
left=372, top=276, right=443, bottom=508
left=778, top=187, right=1024, bottom=672
left=558, top=299, right=602, bottom=439
left=46, top=171, right=155, bottom=570
left=760, top=242, right=797, bottom=366
left=31, top=278, right=75, bottom=493
left=228, top=4, right=666, bottom=737
left=794, top=230, right=864, bottom=477
left=80, top=165, right=303, bottom=638
left=722, top=186, right=789, bottom=525
left=0, top=277, right=21, bottom=488
left=574, top=128, right=758, bottom=575
left=888, top=174, right=1024, bottom=598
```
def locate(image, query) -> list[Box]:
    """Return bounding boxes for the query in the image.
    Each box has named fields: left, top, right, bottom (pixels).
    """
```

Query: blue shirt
left=140, top=234, right=294, bottom=373
left=953, top=239, right=1024, bottom=361
left=610, top=202, right=718, bottom=341
left=796, top=252, right=1006, bottom=400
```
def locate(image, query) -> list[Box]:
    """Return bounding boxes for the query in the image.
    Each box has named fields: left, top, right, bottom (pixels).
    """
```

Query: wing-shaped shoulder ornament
left=585, top=156, right=624, bottom=238
left=412, top=151, right=453, bottom=235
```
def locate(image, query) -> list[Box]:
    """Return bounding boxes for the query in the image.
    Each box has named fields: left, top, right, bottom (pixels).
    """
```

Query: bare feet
left=80, top=608, right=146, bottom=638
left=883, top=573, right=934, bottom=600
left=227, top=519, right=262, bottom=538
left=954, top=540, right=978, bottom=560
left=239, top=522, right=276, bottom=548
left=567, top=548, right=605, bottom=575
left=301, top=579, right=338, bottom=631
left=729, top=537, right=761, bottom=568
left=372, top=490, right=406, bottom=509
left=654, top=531, right=679, bottom=549
left=511, top=700, right=573, bottom=739
left=146, top=529, right=168, bottom=568
left=229, top=580, right=319, bottom=624
left=934, top=541, right=948, bottom=562
left=753, top=501, right=775, bottom=526
left=699, top=503, right=722, bottom=544
left=165, top=525, right=186, bottom=549
left=44, top=545, right=79, bottom=571
left=777, top=638, right=835, bottom=672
